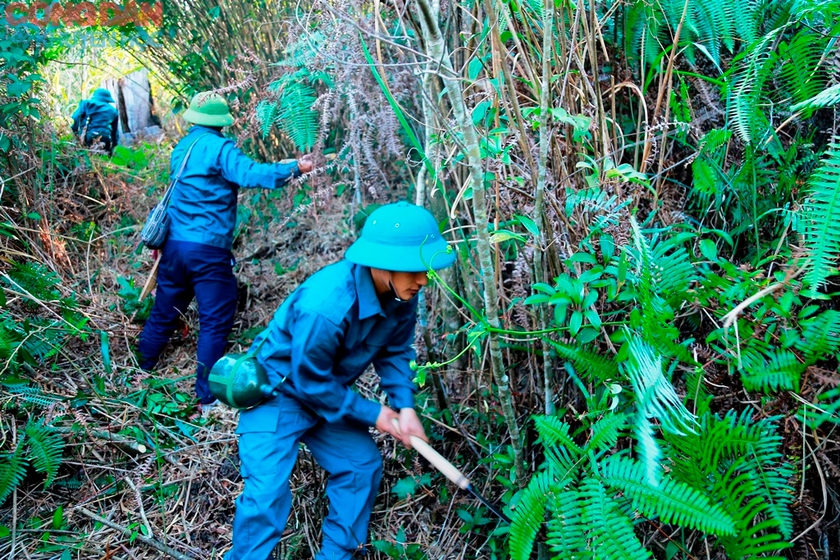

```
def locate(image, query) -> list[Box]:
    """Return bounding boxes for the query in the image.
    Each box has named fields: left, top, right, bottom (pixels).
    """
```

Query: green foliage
left=801, top=138, right=840, bottom=290
left=623, top=0, right=761, bottom=71
left=115, top=276, right=154, bottom=322
left=740, top=347, right=803, bottom=392
left=0, top=451, right=27, bottom=505
left=510, top=407, right=793, bottom=560
left=598, top=455, right=735, bottom=535
left=791, top=82, right=840, bottom=113
left=667, top=411, right=794, bottom=557
left=0, top=17, right=67, bottom=158
left=257, top=68, right=326, bottom=152
left=22, top=421, right=65, bottom=488
left=624, top=334, right=696, bottom=437
left=0, top=419, right=66, bottom=506
left=373, top=527, right=427, bottom=559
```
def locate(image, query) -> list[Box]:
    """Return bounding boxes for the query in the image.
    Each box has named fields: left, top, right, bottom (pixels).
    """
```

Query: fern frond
left=0, top=450, right=27, bottom=505
left=22, top=420, right=64, bottom=488
left=692, top=157, right=723, bottom=205
left=796, top=309, right=840, bottom=363
left=546, top=339, right=618, bottom=382
left=740, top=347, right=804, bottom=392
left=580, top=477, right=652, bottom=560
left=802, top=138, right=840, bottom=289
left=650, top=240, right=697, bottom=305
left=634, top=412, right=661, bottom=486
left=599, top=455, right=737, bottom=535
left=777, top=30, right=828, bottom=106
left=727, top=30, right=778, bottom=145
left=741, top=414, right=795, bottom=539
left=263, top=71, right=320, bottom=151
left=584, top=412, right=628, bottom=455
left=509, top=470, right=552, bottom=560
left=534, top=416, right=583, bottom=456
left=545, top=490, right=589, bottom=558
left=255, top=100, right=281, bottom=138
left=5, top=261, right=62, bottom=303
left=800, top=386, right=840, bottom=430
left=278, top=81, right=319, bottom=151
left=628, top=220, right=697, bottom=364
left=791, top=82, right=840, bottom=112
left=667, top=410, right=795, bottom=554
left=7, top=385, right=60, bottom=408
left=625, top=333, right=697, bottom=436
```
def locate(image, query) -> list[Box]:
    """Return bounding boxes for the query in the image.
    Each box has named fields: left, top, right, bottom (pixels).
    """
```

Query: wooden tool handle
left=391, top=419, right=470, bottom=490
left=139, top=252, right=162, bottom=302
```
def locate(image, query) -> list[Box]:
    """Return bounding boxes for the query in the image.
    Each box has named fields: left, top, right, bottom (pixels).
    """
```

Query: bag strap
left=160, top=133, right=209, bottom=207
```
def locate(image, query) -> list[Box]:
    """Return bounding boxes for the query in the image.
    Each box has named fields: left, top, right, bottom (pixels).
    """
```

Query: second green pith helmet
left=344, top=201, right=455, bottom=272
left=182, top=91, right=234, bottom=127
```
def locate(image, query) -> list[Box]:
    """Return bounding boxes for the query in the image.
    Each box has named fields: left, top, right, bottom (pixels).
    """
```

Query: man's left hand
left=297, top=154, right=314, bottom=173
left=397, top=408, right=428, bottom=450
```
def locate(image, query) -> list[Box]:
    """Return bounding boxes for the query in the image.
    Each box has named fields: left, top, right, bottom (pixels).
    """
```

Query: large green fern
left=740, top=346, right=804, bottom=392
left=511, top=406, right=795, bottom=560
left=257, top=70, right=322, bottom=151
left=802, top=138, right=840, bottom=290
left=545, top=489, right=588, bottom=559
left=666, top=410, right=794, bottom=558
left=580, top=477, right=652, bottom=560
left=625, top=334, right=697, bottom=436
left=0, top=450, right=27, bottom=505
left=598, top=455, right=736, bottom=535
left=791, top=82, right=840, bottom=114
left=22, top=420, right=65, bottom=489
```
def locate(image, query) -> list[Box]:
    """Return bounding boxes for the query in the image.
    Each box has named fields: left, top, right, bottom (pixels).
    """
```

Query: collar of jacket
left=354, top=264, right=388, bottom=320
left=188, top=124, right=224, bottom=137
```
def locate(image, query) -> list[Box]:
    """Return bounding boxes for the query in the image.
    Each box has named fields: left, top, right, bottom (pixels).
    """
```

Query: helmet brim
left=345, top=236, right=455, bottom=272
left=183, top=108, right=234, bottom=127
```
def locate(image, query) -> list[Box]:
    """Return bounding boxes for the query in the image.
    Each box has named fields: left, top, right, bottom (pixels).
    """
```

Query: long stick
left=139, top=252, right=162, bottom=302
left=391, top=420, right=509, bottom=521
left=75, top=506, right=195, bottom=560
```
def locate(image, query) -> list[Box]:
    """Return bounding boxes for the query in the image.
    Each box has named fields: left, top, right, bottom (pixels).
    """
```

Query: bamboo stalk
left=413, top=0, right=523, bottom=482
left=533, top=0, right=556, bottom=415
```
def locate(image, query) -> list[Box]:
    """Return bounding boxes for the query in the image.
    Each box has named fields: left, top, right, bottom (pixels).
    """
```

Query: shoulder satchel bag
left=140, top=134, right=207, bottom=249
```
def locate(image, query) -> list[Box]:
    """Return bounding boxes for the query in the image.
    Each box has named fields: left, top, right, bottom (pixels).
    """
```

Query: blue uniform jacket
left=167, top=125, right=300, bottom=250
left=250, top=260, right=419, bottom=427
left=71, top=99, right=119, bottom=146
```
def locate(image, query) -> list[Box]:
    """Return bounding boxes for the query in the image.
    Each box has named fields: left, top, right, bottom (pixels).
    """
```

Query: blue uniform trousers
left=137, top=240, right=238, bottom=403
left=226, top=392, right=383, bottom=560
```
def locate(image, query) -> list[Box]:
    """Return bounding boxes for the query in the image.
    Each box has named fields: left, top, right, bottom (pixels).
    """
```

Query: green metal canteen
left=208, top=353, right=278, bottom=410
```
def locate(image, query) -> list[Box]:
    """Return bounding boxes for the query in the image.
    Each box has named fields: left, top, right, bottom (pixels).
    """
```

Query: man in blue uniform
left=225, top=202, right=455, bottom=560
left=137, top=91, right=313, bottom=407
left=71, top=88, right=119, bottom=155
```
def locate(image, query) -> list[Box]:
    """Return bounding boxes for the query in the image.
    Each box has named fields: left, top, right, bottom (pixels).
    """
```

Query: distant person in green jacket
left=71, top=88, right=119, bottom=155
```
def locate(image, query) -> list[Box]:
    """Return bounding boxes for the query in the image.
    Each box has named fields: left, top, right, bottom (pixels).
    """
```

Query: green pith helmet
left=345, top=201, right=455, bottom=272
left=92, top=88, right=114, bottom=103
left=208, top=354, right=277, bottom=409
left=182, top=91, right=234, bottom=127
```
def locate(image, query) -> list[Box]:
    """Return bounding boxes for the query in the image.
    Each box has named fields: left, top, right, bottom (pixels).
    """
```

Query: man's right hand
left=297, top=154, right=314, bottom=173
left=375, top=405, right=401, bottom=440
